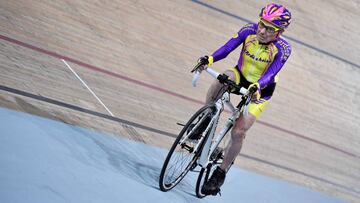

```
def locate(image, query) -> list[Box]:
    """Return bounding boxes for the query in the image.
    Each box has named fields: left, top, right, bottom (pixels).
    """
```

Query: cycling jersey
left=211, top=23, right=291, bottom=92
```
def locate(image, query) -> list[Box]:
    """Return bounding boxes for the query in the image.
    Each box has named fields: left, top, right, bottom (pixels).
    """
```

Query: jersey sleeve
left=257, top=38, right=292, bottom=88
left=211, top=23, right=257, bottom=63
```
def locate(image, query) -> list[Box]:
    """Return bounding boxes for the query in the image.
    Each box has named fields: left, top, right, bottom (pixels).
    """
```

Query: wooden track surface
left=0, top=0, right=359, bottom=202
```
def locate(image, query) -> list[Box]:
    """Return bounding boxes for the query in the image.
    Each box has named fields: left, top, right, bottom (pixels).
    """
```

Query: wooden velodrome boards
left=0, top=0, right=359, bottom=202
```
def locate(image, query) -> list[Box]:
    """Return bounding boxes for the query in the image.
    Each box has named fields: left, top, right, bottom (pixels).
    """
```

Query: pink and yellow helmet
left=259, top=3, right=291, bottom=30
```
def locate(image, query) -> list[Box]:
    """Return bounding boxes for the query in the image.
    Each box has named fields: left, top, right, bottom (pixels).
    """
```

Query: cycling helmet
left=259, top=3, right=291, bottom=30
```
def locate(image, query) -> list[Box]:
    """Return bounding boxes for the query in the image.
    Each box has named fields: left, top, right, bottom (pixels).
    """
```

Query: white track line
left=61, top=59, right=114, bottom=116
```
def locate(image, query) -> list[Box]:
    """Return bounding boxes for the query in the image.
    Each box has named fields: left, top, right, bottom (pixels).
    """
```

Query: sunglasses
left=258, top=19, right=281, bottom=33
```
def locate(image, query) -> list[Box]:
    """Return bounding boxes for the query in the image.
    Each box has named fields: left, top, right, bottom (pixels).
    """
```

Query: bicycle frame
left=192, top=67, right=250, bottom=169
left=197, top=91, right=239, bottom=168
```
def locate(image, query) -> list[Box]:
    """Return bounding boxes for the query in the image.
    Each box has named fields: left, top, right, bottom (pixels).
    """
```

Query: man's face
left=256, top=19, right=282, bottom=43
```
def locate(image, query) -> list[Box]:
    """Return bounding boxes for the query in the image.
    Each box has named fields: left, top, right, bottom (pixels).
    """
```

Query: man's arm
left=257, top=39, right=292, bottom=88
left=211, top=23, right=257, bottom=63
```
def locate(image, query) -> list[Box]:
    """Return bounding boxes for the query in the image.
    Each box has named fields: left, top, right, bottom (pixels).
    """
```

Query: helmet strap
left=275, top=30, right=283, bottom=38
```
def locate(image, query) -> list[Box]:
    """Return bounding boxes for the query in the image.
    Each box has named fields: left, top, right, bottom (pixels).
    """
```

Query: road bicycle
left=159, top=62, right=257, bottom=198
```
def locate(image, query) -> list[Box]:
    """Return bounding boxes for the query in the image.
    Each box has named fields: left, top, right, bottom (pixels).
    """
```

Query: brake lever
left=191, top=62, right=205, bottom=73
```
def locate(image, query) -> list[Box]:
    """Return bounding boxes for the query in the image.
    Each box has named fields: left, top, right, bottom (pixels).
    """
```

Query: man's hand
left=197, top=56, right=214, bottom=71
left=248, top=83, right=261, bottom=101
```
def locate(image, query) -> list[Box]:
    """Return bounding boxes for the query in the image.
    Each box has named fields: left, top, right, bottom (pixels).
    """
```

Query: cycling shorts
left=229, top=67, right=275, bottom=119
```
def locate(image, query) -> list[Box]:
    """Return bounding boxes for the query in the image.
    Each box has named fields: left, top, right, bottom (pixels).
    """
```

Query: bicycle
left=158, top=62, right=257, bottom=198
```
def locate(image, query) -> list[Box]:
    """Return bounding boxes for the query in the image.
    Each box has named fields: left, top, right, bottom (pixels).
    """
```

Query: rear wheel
left=159, top=104, right=215, bottom=191
left=196, top=148, right=230, bottom=198
left=196, top=163, right=214, bottom=198
left=195, top=147, right=224, bottom=198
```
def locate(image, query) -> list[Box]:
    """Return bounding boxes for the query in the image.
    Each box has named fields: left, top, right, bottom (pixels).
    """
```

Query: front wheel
left=159, top=104, right=215, bottom=191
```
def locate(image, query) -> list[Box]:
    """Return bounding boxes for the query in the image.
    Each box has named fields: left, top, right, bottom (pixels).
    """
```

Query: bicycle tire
left=195, top=146, right=225, bottom=198
left=159, top=104, right=215, bottom=191
left=195, top=163, right=214, bottom=198
left=196, top=155, right=232, bottom=198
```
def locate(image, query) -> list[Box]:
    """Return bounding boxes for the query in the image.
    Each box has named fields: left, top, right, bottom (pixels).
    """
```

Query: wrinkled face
left=256, top=19, right=282, bottom=43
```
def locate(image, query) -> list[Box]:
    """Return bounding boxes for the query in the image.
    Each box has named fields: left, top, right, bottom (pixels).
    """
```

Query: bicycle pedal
left=180, top=143, right=194, bottom=153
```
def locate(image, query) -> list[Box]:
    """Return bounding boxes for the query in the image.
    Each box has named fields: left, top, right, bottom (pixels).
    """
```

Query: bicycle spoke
left=164, top=143, right=195, bottom=184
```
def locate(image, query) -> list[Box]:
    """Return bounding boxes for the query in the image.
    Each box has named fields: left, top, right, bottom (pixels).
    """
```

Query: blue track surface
left=0, top=107, right=346, bottom=202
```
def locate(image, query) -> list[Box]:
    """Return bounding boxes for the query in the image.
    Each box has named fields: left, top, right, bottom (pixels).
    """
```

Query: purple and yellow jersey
left=211, top=23, right=291, bottom=89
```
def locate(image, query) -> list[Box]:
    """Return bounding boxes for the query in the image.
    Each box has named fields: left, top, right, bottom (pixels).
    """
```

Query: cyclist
left=195, top=3, right=292, bottom=195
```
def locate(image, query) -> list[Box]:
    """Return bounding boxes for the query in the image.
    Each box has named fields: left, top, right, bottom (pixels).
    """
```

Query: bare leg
left=220, top=113, right=257, bottom=171
left=204, top=69, right=256, bottom=171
